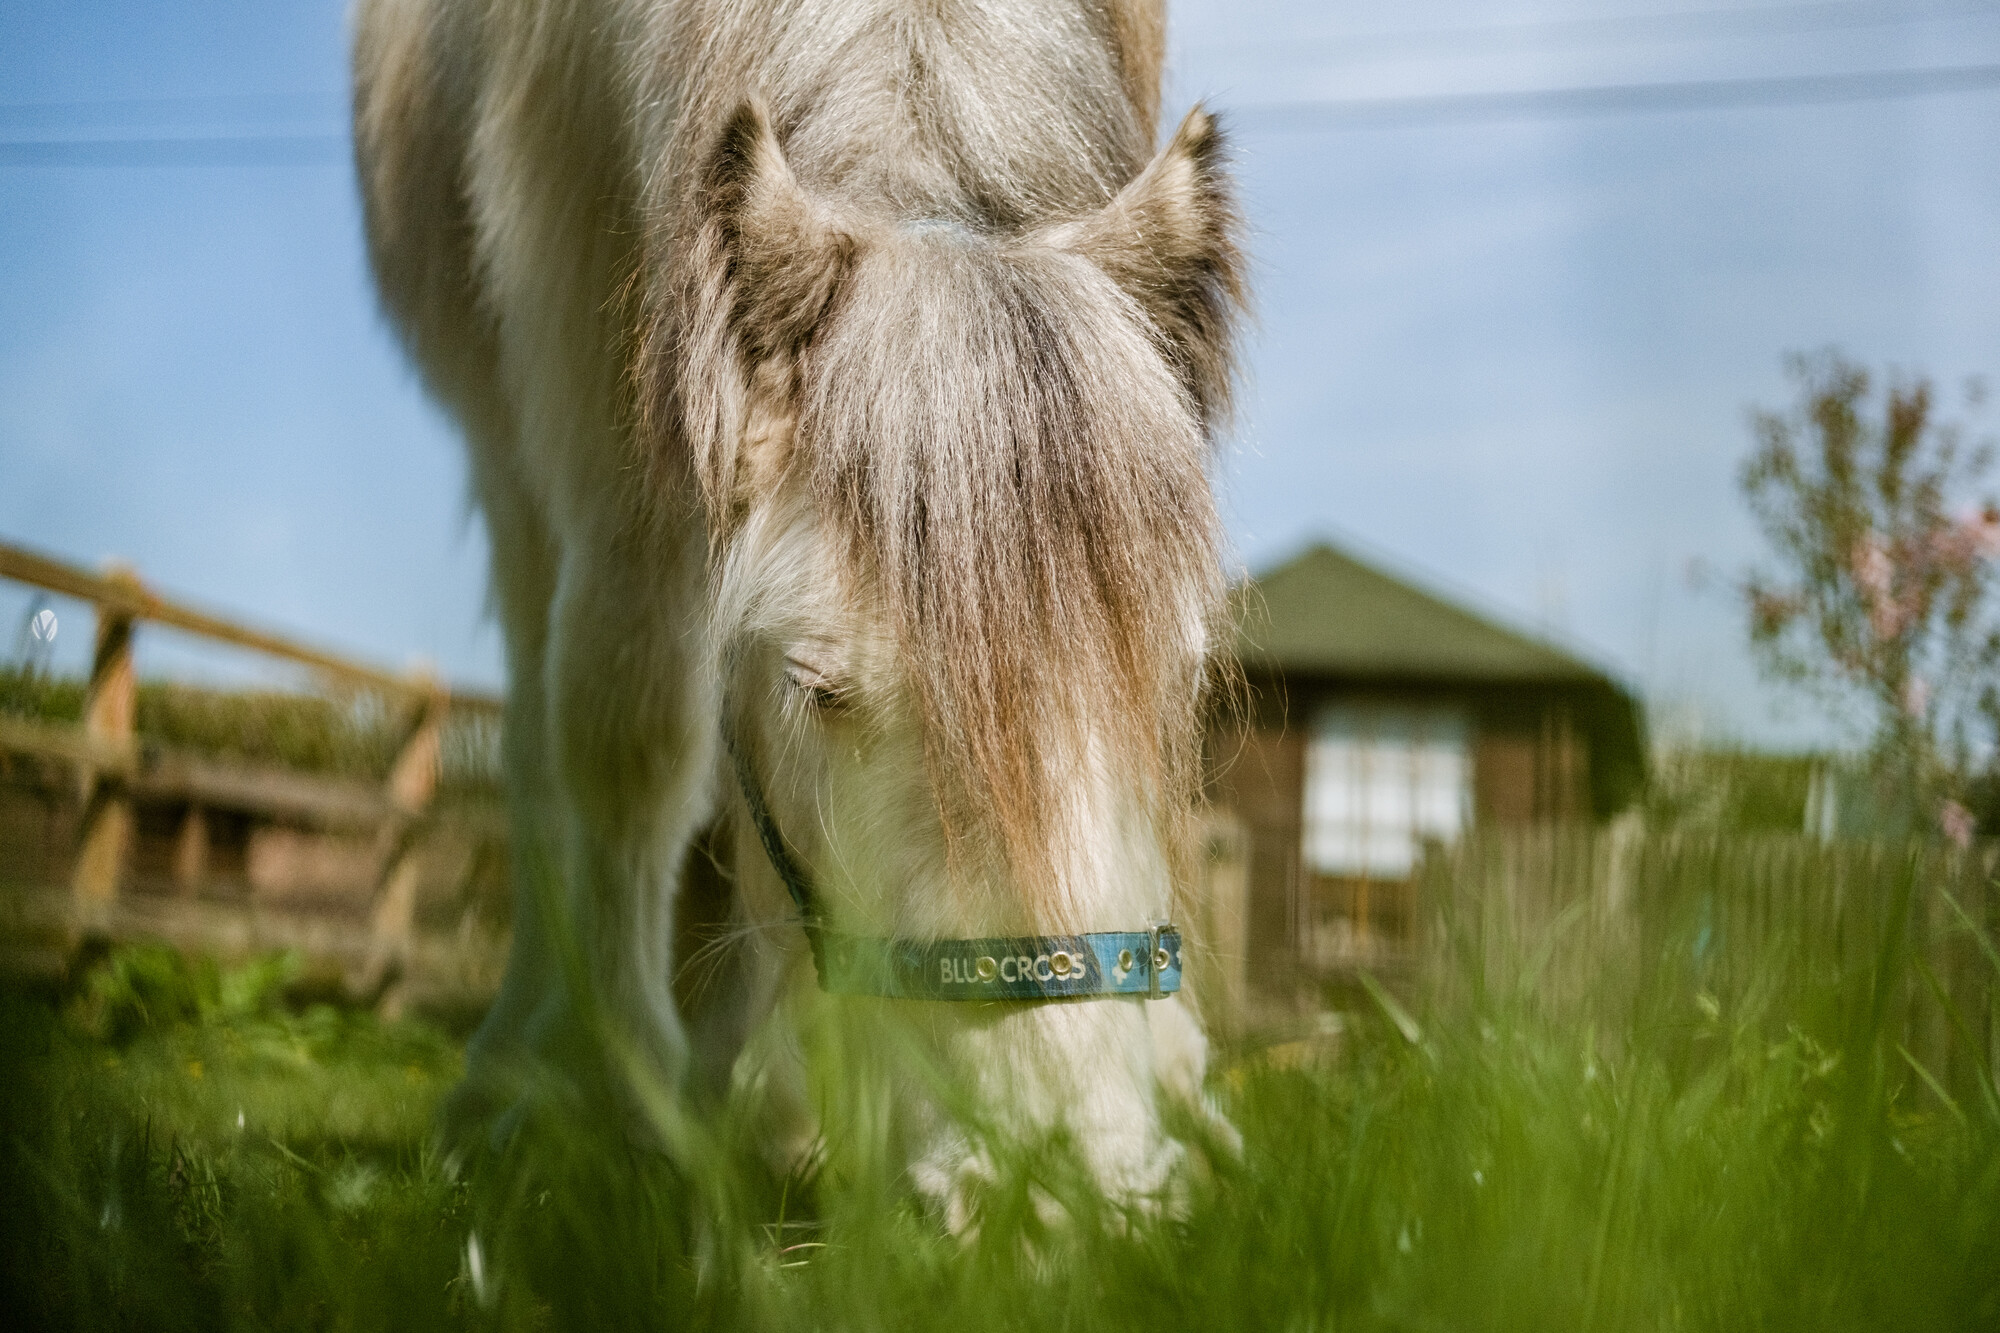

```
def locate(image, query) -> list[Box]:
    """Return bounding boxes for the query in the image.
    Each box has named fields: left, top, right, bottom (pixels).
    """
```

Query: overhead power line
left=0, top=92, right=344, bottom=126
left=0, top=131, right=346, bottom=167
left=0, top=92, right=349, bottom=164
left=1235, top=62, right=2000, bottom=133
left=1202, top=0, right=2000, bottom=64
left=3, top=63, right=1998, bottom=163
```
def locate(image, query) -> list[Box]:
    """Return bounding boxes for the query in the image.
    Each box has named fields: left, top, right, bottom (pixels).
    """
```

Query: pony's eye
left=783, top=656, right=846, bottom=709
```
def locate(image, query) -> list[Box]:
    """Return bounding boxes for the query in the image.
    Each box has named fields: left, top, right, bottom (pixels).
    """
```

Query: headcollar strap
left=722, top=717, right=1181, bottom=1001
left=721, top=714, right=828, bottom=978
left=817, top=928, right=1181, bottom=1000
left=722, top=716, right=819, bottom=922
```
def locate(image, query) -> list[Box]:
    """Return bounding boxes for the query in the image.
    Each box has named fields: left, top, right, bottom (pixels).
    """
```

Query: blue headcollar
left=725, top=719, right=1182, bottom=1002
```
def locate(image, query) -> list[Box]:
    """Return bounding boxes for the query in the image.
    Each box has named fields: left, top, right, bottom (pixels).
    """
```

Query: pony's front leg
left=522, top=533, right=720, bottom=1121
left=717, top=841, right=825, bottom=1178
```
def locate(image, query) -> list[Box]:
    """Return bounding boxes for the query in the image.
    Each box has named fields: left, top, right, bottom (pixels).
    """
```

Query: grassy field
left=3, top=844, right=1998, bottom=1332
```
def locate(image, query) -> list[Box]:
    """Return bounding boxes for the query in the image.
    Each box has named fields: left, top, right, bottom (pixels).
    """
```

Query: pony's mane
left=796, top=229, right=1225, bottom=886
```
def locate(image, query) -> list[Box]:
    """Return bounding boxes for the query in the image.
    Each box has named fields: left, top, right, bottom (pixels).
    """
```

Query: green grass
left=3, top=864, right=1998, bottom=1332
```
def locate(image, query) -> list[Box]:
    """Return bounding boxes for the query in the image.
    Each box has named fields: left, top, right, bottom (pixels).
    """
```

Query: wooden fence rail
left=1418, top=826, right=2000, bottom=1106
left=0, top=540, right=505, bottom=707
left=0, top=537, right=507, bottom=1012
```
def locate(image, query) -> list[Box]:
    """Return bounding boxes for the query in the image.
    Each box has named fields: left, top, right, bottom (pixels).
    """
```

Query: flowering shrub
left=1741, top=350, right=1997, bottom=838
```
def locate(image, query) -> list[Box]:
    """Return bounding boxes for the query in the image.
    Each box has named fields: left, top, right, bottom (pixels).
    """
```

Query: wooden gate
left=0, top=539, right=509, bottom=1015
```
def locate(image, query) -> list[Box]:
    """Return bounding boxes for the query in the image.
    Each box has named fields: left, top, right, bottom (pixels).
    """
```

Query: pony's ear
left=699, top=99, right=857, bottom=362
left=682, top=99, right=855, bottom=523
left=1047, top=105, right=1245, bottom=426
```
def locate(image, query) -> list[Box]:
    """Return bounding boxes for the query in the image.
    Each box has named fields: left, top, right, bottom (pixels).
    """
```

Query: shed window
left=1303, top=704, right=1472, bottom=878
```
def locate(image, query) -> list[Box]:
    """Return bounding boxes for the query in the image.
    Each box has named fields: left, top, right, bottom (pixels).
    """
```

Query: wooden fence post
left=171, top=805, right=209, bottom=895
left=1196, top=809, right=1250, bottom=1037
left=69, top=574, right=139, bottom=932
left=359, top=679, right=447, bottom=1013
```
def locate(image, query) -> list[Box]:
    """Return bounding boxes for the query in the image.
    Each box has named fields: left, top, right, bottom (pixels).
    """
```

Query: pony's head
left=662, top=99, right=1243, bottom=1222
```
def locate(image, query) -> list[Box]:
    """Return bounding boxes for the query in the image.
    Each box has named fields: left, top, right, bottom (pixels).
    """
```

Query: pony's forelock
left=793, top=231, right=1225, bottom=894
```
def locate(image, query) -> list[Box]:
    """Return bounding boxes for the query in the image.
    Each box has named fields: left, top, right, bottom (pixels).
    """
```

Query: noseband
left=723, top=719, right=1181, bottom=1002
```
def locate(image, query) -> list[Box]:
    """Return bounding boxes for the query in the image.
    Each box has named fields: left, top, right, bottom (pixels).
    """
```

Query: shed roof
left=1230, top=541, right=1649, bottom=815
left=1233, top=542, right=1607, bottom=685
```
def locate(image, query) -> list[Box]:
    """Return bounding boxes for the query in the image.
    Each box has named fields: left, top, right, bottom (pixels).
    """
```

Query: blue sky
left=4, top=1, right=1999, bottom=747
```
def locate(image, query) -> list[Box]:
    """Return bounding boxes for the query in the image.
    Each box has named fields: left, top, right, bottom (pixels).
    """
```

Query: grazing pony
left=352, top=0, right=1244, bottom=1220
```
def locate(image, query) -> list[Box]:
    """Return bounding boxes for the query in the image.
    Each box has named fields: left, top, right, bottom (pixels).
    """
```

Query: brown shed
left=1206, top=541, right=1645, bottom=991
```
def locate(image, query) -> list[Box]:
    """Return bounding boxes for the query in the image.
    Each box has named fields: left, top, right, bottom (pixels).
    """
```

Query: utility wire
left=0, top=131, right=346, bottom=167
left=0, top=92, right=344, bottom=126
left=1200, top=0, right=2000, bottom=64
left=0, top=92, right=349, bottom=165
left=1236, top=62, right=2000, bottom=132
left=3, top=62, right=1998, bottom=163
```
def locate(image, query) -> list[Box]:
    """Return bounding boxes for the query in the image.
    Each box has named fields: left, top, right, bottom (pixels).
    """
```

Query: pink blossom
left=1940, top=799, right=1975, bottom=848
left=1852, top=534, right=1892, bottom=599
left=1931, top=504, right=2000, bottom=572
left=1964, top=503, right=2000, bottom=556
left=1851, top=534, right=1911, bottom=639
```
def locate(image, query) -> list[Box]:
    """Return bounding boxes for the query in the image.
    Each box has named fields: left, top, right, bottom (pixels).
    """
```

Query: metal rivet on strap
left=1051, top=950, right=1073, bottom=978
left=1116, top=948, right=1134, bottom=974
left=976, top=956, right=997, bottom=982
left=1153, top=948, right=1171, bottom=972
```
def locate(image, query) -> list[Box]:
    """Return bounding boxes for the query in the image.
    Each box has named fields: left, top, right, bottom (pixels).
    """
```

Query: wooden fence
left=1417, top=825, right=2000, bottom=1105
left=0, top=539, right=509, bottom=1014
